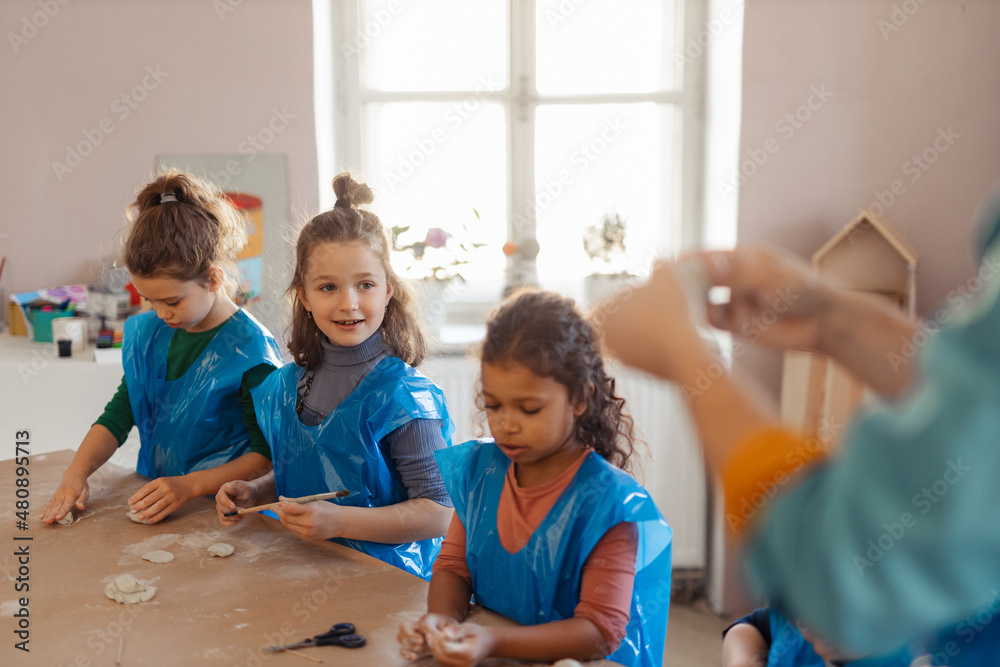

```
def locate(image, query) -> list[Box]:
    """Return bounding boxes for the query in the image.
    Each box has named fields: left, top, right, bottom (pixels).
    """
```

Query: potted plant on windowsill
left=391, top=211, right=485, bottom=338
left=582, top=212, right=633, bottom=307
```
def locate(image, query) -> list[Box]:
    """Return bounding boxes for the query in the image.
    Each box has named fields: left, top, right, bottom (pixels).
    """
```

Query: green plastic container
left=30, top=309, right=74, bottom=343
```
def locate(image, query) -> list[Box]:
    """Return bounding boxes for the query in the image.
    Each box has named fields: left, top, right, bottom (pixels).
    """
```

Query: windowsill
left=430, top=324, right=485, bottom=358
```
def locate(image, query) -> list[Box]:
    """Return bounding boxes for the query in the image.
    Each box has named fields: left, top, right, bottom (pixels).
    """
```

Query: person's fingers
left=278, top=500, right=307, bottom=515
left=701, top=249, right=737, bottom=286
left=143, top=491, right=182, bottom=523
left=128, top=482, right=156, bottom=507
left=707, top=302, right=732, bottom=331
left=42, top=496, right=71, bottom=523
left=131, top=484, right=168, bottom=519
left=216, top=486, right=239, bottom=509
left=219, top=513, right=243, bottom=527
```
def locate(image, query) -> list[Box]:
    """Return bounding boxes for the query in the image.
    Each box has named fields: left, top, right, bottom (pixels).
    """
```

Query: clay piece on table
left=141, top=550, right=175, bottom=563
left=56, top=511, right=75, bottom=525
left=105, top=574, right=157, bottom=604
left=126, top=509, right=152, bottom=525
left=550, top=660, right=584, bottom=667
left=207, top=542, right=235, bottom=558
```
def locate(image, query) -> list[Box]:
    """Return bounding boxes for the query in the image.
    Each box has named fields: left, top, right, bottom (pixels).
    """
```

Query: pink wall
left=732, top=0, right=1000, bottom=399
left=1, top=0, right=318, bottom=313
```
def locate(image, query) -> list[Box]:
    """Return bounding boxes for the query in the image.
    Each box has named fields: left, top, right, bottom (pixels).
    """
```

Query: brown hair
left=287, top=172, right=426, bottom=369
left=478, top=288, right=637, bottom=472
left=122, top=169, right=245, bottom=296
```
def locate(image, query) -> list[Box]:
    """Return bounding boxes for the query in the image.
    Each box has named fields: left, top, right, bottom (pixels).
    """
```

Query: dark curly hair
left=478, top=288, right=637, bottom=472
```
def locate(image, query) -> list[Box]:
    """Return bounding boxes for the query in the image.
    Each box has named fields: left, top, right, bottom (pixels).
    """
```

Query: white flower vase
left=418, top=278, right=453, bottom=340
left=583, top=273, right=634, bottom=309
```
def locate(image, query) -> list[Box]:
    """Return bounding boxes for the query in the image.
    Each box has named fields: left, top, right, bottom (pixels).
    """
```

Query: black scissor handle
left=326, top=622, right=356, bottom=635
left=315, top=632, right=366, bottom=648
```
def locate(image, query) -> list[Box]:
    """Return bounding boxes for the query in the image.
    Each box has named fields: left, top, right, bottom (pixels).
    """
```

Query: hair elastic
left=334, top=199, right=350, bottom=208
left=158, top=192, right=178, bottom=205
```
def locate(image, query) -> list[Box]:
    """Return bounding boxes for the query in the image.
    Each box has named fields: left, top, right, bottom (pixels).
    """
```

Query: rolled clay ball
left=126, top=509, right=152, bottom=525
left=207, top=542, right=235, bottom=558
left=56, top=511, right=75, bottom=525
left=105, top=574, right=156, bottom=604
left=141, top=550, right=174, bottom=564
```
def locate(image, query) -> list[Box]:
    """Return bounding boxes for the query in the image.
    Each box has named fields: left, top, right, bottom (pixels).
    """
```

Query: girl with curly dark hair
left=400, top=288, right=673, bottom=667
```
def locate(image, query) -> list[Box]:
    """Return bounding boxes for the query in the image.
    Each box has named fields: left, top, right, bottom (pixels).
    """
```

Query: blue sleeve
left=723, top=608, right=772, bottom=645
left=744, top=243, right=1000, bottom=653
left=380, top=419, right=453, bottom=507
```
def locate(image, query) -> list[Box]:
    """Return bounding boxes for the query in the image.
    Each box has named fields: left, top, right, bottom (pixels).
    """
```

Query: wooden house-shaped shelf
left=781, top=211, right=918, bottom=444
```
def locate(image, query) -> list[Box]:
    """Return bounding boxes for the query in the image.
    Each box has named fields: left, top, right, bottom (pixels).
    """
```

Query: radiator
left=421, top=356, right=707, bottom=570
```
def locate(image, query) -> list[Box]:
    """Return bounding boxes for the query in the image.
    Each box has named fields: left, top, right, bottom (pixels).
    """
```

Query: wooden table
left=0, top=450, right=620, bottom=666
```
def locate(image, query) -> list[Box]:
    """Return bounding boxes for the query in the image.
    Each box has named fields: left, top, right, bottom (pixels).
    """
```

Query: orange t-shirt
left=433, top=451, right=638, bottom=649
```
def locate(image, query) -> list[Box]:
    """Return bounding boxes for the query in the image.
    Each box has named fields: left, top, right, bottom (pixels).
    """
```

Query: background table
left=0, top=450, right=620, bottom=666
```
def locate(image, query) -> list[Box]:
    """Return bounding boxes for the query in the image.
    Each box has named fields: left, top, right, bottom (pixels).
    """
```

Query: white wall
left=1, top=0, right=319, bottom=336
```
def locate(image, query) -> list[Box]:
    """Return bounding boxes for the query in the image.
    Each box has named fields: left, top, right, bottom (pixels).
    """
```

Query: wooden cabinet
left=781, top=212, right=917, bottom=445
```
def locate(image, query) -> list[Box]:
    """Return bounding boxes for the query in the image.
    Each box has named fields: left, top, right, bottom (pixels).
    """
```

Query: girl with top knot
left=216, top=173, right=455, bottom=580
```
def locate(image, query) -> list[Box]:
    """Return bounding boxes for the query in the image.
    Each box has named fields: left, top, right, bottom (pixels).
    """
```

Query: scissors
left=263, top=622, right=366, bottom=652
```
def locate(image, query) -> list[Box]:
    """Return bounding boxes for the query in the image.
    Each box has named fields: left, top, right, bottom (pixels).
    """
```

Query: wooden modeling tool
left=223, top=490, right=350, bottom=517
left=284, top=647, right=323, bottom=663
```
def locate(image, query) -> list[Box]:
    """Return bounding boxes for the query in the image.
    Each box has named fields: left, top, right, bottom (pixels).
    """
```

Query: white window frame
left=327, top=0, right=708, bottom=301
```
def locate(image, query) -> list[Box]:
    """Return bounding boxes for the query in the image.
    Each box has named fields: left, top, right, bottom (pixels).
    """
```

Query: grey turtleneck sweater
left=241, top=332, right=451, bottom=507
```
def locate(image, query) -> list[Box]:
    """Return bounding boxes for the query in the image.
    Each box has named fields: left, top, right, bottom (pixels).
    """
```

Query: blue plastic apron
left=766, top=610, right=913, bottom=667
left=435, top=439, right=673, bottom=667
left=924, top=608, right=1000, bottom=667
left=252, top=355, right=454, bottom=580
left=124, top=309, right=282, bottom=479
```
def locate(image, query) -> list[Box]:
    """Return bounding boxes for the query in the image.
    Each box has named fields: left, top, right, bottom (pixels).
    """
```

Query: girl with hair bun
left=216, top=172, right=455, bottom=580
left=42, top=169, right=282, bottom=525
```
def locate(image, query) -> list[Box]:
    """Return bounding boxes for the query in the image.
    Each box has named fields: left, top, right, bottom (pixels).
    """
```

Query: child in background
left=216, top=173, right=454, bottom=580
left=723, top=607, right=915, bottom=667
left=398, top=289, right=672, bottom=667
left=41, top=169, right=283, bottom=525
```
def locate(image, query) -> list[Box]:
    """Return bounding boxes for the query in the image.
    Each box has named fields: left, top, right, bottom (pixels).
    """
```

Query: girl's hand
left=216, top=480, right=259, bottom=527
left=426, top=622, right=495, bottom=667
left=128, top=476, right=195, bottom=524
left=398, top=612, right=460, bottom=660
left=397, top=621, right=433, bottom=661
left=41, top=476, right=89, bottom=524
left=274, top=498, right=341, bottom=541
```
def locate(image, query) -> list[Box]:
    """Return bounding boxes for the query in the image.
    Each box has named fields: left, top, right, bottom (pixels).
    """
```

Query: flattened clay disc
left=141, top=550, right=174, bottom=563
left=207, top=542, right=235, bottom=558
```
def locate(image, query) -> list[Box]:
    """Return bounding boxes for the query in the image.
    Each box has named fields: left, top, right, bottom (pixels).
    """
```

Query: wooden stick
left=223, top=490, right=350, bottom=517
left=283, top=647, right=323, bottom=663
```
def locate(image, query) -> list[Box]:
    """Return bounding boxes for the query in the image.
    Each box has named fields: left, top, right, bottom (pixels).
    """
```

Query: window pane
left=533, top=103, right=676, bottom=292
left=536, top=0, right=677, bottom=95
left=364, top=102, right=508, bottom=283
left=360, top=0, right=508, bottom=92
